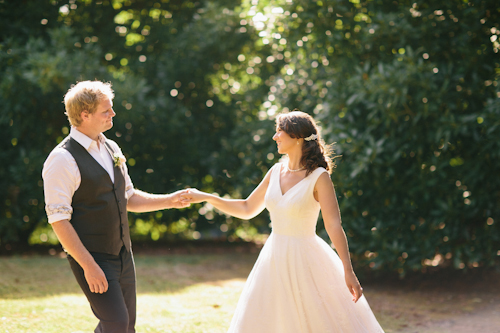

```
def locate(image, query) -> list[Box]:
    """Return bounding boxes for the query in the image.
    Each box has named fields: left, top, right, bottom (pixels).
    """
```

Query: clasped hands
left=170, top=188, right=207, bottom=208
left=176, top=188, right=206, bottom=206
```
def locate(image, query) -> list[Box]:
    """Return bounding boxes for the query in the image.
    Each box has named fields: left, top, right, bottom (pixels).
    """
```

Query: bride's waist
left=270, top=228, right=317, bottom=238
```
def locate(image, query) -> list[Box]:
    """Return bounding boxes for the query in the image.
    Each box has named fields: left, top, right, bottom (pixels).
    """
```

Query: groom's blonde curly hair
left=64, top=80, right=115, bottom=127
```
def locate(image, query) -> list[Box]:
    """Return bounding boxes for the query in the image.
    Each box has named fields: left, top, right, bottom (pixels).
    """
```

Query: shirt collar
left=70, top=127, right=107, bottom=151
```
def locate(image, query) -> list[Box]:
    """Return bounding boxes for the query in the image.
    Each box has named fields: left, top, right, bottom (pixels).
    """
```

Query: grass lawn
left=0, top=252, right=254, bottom=333
left=1, top=250, right=498, bottom=332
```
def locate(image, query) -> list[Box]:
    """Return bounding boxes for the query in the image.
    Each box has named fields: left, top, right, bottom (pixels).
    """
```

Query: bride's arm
left=181, top=167, right=273, bottom=220
left=315, top=172, right=363, bottom=303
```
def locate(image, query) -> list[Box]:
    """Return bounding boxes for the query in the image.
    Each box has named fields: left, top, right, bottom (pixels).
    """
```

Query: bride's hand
left=344, top=270, right=363, bottom=303
left=180, top=188, right=209, bottom=204
left=170, top=189, right=192, bottom=208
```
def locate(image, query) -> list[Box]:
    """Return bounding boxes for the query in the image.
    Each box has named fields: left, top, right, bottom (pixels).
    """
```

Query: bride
left=181, top=111, right=384, bottom=332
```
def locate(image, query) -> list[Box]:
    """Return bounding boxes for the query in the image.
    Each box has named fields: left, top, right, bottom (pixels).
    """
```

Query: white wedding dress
left=228, top=163, right=384, bottom=333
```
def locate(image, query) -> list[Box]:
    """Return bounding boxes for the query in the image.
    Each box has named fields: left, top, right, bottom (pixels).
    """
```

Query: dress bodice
left=265, top=163, right=328, bottom=237
left=230, top=163, right=385, bottom=333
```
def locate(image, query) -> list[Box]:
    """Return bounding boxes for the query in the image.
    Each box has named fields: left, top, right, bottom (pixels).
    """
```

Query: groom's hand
left=170, top=189, right=191, bottom=209
left=84, top=262, right=108, bottom=294
left=180, top=188, right=207, bottom=204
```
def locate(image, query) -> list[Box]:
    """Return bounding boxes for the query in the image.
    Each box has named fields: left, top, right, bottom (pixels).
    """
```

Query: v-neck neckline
left=278, top=163, right=308, bottom=197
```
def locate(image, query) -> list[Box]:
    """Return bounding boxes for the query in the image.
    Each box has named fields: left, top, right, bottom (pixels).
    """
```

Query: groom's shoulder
left=104, top=137, right=122, bottom=152
left=46, top=135, right=72, bottom=158
left=43, top=137, right=74, bottom=172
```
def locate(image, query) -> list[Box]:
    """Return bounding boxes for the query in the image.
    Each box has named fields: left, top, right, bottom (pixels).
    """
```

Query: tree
left=1, top=0, right=498, bottom=275
left=0, top=0, right=114, bottom=246
left=227, top=0, right=500, bottom=273
left=0, top=0, right=272, bottom=246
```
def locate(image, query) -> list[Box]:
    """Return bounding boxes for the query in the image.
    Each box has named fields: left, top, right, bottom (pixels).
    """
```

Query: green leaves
left=235, top=0, right=500, bottom=274
left=1, top=0, right=498, bottom=274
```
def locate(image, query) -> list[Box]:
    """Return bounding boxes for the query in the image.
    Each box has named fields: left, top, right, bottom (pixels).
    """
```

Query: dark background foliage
left=1, top=0, right=498, bottom=274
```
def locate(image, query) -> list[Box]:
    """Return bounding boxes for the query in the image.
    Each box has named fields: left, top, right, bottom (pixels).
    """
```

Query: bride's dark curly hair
left=276, top=110, right=336, bottom=176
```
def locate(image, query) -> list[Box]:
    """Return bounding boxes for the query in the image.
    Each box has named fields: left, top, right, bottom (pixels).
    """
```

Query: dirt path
left=423, top=303, right=500, bottom=333
left=363, top=267, right=500, bottom=333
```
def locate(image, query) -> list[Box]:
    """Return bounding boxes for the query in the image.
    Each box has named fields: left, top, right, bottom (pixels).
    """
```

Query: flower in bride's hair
left=304, top=134, right=318, bottom=141
left=113, top=153, right=126, bottom=167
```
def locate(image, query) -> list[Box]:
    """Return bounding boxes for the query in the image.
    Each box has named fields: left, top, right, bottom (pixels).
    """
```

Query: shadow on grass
left=134, top=252, right=258, bottom=295
left=357, top=266, right=500, bottom=332
left=2, top=241, right=499, bottom=300
left=0, top=242, right=260, bottom=300
left=359, top=264, right=500, bottom=294
left=2, top=243, right=500, bottom=332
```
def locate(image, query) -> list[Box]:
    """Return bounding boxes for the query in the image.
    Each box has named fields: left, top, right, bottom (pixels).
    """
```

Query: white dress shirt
left=42, top=127, right=135, bottom=224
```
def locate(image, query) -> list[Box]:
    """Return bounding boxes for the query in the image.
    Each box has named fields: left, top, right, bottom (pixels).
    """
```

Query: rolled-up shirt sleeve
left=42, top=148, right=79, bottom=224
left=125, top=170, right=135, bottom=200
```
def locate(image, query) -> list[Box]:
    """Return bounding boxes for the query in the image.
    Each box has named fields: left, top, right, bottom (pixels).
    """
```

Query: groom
left=42, top=80, right=189, bottom=332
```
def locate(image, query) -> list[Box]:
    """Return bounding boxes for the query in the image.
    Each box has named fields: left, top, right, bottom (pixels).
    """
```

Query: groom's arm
left=51, top=220, right=108, bottom=294
left=126, top=189, right=190, bottom=212
left=43, top=149, right=108, bottom=294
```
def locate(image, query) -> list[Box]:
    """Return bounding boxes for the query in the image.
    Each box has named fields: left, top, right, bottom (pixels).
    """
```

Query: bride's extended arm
left=181, top=167, right=273, bottom=220
left=315, top=172, right=363, bottom=303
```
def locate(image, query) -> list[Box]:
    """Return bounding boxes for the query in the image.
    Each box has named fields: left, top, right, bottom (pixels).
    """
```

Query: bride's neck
left=286, top=152, right=303, bottom=170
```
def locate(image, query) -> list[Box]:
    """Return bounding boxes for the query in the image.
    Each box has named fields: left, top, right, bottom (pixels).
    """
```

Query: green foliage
left=0, top=0, right=112, bottom=245
left=1, top=0, right=499, bottom=274
left=233, top=0, right=499, bottom=273
left=0, top=0, right=266, bottom=246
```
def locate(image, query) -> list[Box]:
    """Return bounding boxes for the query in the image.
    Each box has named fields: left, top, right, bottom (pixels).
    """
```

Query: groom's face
left=86, top=97, right=115, bottom=133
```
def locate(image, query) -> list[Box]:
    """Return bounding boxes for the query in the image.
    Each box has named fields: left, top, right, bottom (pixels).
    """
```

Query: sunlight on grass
left=0, top=295, right=95, bottom=332
left=136, top=281, right=243, bottom=332
left=0, top=253, right=253, bottom=333
left=0, top=283, right=245, bottom=333
left=2, top=252, right=492, bottom=332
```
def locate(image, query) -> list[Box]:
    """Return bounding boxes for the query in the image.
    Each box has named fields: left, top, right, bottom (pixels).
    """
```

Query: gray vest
left=62, top=137, right=131, bottom=255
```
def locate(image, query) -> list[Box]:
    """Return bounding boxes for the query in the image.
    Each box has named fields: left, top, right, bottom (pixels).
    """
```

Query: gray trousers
left=68, top=246, right=136, bottom=333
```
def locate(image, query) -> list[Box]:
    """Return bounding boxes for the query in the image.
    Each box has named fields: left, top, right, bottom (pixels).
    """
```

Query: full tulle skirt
left=227, top=232, right=384, bottom=333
